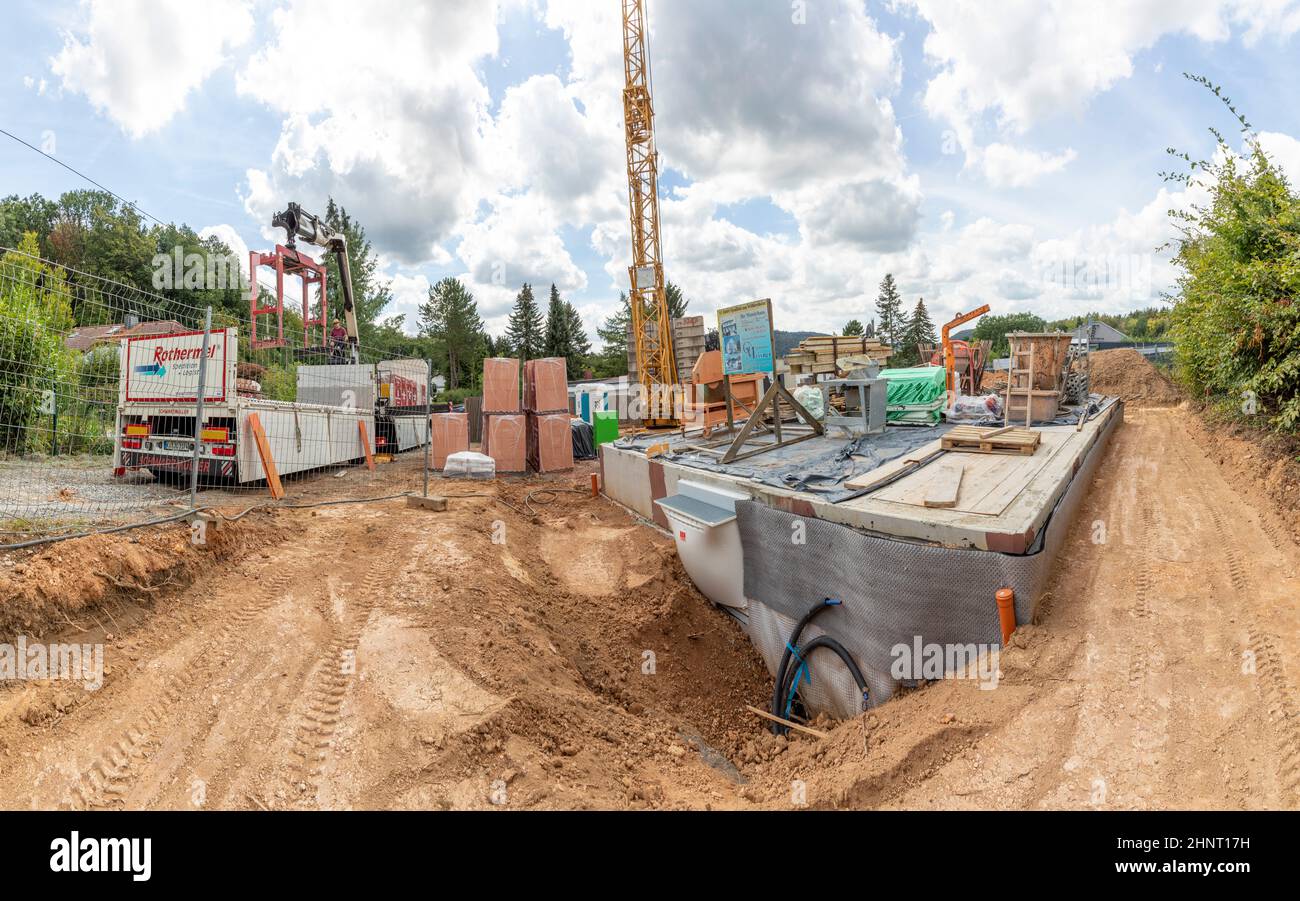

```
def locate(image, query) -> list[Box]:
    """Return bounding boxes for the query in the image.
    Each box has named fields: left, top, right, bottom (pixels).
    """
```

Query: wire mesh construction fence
left=0, top=244, right=434, bottom=547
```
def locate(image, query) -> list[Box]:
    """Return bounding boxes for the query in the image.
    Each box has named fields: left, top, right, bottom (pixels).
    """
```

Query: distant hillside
left=774, top=330, right=827, bottom=357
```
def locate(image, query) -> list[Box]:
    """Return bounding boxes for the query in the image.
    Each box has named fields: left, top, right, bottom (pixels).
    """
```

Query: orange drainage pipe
left=996, top=587, right=1016, bottom=645
left=589, top=472, right=600, bottom=498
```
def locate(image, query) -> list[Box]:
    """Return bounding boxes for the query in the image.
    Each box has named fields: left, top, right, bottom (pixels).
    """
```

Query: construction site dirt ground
left=0, top=378, right=1297, bottom=809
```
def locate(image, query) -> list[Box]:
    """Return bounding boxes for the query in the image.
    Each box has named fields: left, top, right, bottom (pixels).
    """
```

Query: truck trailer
left=113, top=328, right=428, bottom=485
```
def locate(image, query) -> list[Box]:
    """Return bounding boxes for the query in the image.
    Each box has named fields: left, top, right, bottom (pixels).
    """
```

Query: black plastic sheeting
left=611, top=395, right=1117, bottom=503
left=571, top=418, right=598, bottom=460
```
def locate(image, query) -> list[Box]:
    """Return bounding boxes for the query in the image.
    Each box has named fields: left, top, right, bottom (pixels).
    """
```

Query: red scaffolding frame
left=248, top=245, right=329, bottom=350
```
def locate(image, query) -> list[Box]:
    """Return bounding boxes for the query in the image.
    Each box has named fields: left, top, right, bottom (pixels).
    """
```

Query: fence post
left=189, top=306, right=213, bottom=510
left=423, top=359, right=432, bottom=498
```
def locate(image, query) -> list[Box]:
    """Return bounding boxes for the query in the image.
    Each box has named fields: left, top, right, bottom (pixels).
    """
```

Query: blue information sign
left=717, top=299, right=775, bottom=376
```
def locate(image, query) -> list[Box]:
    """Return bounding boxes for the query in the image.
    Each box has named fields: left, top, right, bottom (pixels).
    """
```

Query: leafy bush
left=435, top=387, right=479, bottom=404
left=0, top=235, right=77, bottom=454
left=1165, top=77, right=1300, bottom=433
left=258, top=364, right=298, bottom=402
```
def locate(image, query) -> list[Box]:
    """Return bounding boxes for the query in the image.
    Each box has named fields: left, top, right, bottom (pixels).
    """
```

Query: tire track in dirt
left=1171, top=429, right=1300, bottom=803
left=63, top=568, right=297, bottom=810
left=273, top=547, right=395, bottom=809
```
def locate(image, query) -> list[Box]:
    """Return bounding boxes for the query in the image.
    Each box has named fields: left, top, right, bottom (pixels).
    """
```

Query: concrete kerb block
left=406, top=495, right=449, bottom=512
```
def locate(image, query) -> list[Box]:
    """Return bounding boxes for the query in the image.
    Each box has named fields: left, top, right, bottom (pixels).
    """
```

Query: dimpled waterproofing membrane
left=738, top=405, right=1117, bottom=719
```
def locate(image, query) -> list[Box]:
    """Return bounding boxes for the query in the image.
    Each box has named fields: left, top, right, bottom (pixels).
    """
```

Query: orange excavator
left=934, top=304, right=990, bottom=394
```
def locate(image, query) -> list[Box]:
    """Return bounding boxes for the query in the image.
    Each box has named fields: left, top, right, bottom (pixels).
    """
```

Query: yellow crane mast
left=621, top=0, right=679, bottom=426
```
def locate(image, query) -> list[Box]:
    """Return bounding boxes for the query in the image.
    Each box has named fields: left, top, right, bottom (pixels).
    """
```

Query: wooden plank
left=843, top=438, right=944, bottom=490
left=923, top=461, right=964, bottom=508
left=965, top=428, right=1073, bottom=514
left=358, top=419, right=375, bottom=470
left=744, top=705, right=830, bottom=740
left=246, top=412, right=284, bottom=500
left=871, top=425, right=1075, bottom=516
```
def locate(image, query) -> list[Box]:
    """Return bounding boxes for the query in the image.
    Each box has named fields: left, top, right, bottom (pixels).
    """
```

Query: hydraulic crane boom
left=272, top=201, right=360, bottom=363
left=621, top=0, right=678, bottom=425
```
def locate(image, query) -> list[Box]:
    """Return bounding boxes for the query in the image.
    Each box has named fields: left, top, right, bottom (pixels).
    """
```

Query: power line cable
left=0, top=126, right=169, bottom=229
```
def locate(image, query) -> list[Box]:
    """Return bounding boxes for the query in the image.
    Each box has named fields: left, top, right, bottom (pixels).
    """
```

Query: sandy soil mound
left=0, top=511, right=288, bottom=642
left=2, top=436, right=1295, bottom=811
left=1090, top=348, right=1182, bottom=405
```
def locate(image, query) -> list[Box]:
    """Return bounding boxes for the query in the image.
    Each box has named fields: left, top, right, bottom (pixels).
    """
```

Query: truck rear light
left=125, top=424, right=148, bottom=437
left=376, top=436, right=387, bottom=446
left=200, top=427, right=229, bottom=442
left=122, top=438, right=142, bottom=449
left=210, top=445, right=236, bottom=457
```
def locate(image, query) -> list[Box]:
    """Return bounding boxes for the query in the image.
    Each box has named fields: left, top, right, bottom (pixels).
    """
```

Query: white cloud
left=486, top=73, right=623, bottom=226
left=385, top=272, right=433, bottom=333
left=237, top=0, right=507, bottom=264
left=905, top=0, right=1300, bottom=185
left=1257, top=130, right=1300, bottom=184
left=198, top=224, right=249, bottom=263
left=974, top=143, right=1078, bottom=189
left=457, top=194, right=586, bottom=293
left=541, top=0, right=925, bottom=327
left=42, top=0, right=1282, bottom=340
left=50, top=0, right=253, bottom=137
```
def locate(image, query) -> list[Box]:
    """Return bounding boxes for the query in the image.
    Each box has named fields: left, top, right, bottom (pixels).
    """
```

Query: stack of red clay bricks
left=524, top=357, right=573, bottom=473
left=429, top=411, right=469, bottom=470
left=481, top=357, right=526, bottom=473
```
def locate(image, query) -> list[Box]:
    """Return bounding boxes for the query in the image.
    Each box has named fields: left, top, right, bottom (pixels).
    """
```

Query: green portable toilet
left=593, top=411, right=619, bottom=446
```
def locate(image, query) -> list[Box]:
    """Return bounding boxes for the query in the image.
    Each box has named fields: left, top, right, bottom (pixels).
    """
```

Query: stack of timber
left=781, top=335, right=892, bottom=378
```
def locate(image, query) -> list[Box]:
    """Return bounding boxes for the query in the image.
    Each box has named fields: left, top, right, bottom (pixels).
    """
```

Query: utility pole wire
left=0, top=126, right=169, bottom=229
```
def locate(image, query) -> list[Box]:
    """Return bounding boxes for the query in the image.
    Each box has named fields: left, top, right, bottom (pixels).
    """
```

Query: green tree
left=543, top=284, right=570, bottom=357
left=367, top=314, right=435, bottom=362
left=665, top=281, right=690, bottom=319
left=594, top=292, right=632, bottom=378
left=504, top=283, right=544, bottom=361
left=843, top=319, right=864, bottom=336
left=897, top=298, right=938, bottom=367
left=972, top=312, right=1048, bottom=357
left=318, top=198, right=393, bottom=350
left=418, top=278, right=484, bottom=391
left=874, top=274, right=904, bottom=349
left=563, top=301, right=591, bottom=377
left=0, top=193, right=58, bottom=257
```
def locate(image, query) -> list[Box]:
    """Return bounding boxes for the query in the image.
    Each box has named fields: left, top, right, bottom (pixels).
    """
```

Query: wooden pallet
left=941, top=425, right=1041, bottom=456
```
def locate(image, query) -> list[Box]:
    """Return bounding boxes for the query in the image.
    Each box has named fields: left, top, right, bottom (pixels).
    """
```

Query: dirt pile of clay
left=0, top=510, right=287, bottom=642
left=1090, top=348, right=1183, bottom=405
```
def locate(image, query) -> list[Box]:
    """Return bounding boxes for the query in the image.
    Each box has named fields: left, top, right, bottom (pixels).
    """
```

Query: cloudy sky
left=3, top=0, right=1300, bottom=340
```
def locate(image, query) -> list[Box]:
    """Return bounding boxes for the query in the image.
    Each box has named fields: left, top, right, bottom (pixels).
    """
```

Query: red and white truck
left=114, top=328, right=427, bottom=484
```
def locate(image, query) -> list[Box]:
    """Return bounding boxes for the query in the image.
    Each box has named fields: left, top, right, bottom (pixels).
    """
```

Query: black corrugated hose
left=770, top=598, right=870, bottom=735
